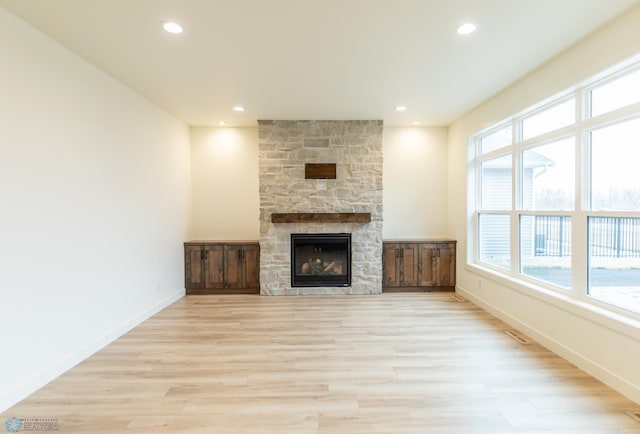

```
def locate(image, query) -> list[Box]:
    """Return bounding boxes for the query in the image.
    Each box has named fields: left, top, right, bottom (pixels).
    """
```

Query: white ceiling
left=2, top=0, right=638, bottom=127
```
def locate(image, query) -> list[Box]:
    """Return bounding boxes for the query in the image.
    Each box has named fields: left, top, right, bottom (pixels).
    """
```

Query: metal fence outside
left=534, top=216, right=640, bottom=258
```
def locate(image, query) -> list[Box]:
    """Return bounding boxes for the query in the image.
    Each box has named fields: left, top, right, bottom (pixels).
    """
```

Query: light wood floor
left=3, top=293, right=640, bottom=433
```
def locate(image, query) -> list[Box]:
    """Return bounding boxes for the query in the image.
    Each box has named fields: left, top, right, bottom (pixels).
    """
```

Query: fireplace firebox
left=291, top=233, right=351, bottom=287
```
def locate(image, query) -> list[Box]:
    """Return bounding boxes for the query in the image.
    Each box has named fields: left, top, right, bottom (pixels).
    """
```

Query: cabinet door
left=205, top=244, right=225, bottom=288
left=434, top=242, right=456, bottom=287
left=242, top=244, right=260, bottom=289
left=418, top=244, right=436, bottom=286
left=382, top=244, right=401, bottom=286
left=399, top=244, right=418, bottom=286
left=383, top=243, right=418, bottom=287
left=224, top=244, right=243, bottom=288
left=185, top=245, right=205, bottom=289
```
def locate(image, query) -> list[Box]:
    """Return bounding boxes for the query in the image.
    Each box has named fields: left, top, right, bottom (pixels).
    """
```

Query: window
left=520, top=215, right=571, bottom=288
left=521, top=138, right=575, bottom=211
left=590, top=117, right=640, bottom=211
left=590, top=68, right=640, bottom=117
left=480, top=125, right=512, bottom=153
left=480, top=155, right=512, bottom=209
left=479, top=214, right=510, bottom=270
left=522, top=98, right=575, bottom=140
left=470, top=58, right=640, bottom=315
left=588, top=217, right=640, bottom=313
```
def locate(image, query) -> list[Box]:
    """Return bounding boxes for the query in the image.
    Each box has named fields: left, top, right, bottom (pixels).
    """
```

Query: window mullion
left=572, top=211, right=588, bottom=298
left=511, top=211, right=520, bottom=276
left=570, top=89, right=587, bottom=297
left=512, top=118, right=520, bottom=275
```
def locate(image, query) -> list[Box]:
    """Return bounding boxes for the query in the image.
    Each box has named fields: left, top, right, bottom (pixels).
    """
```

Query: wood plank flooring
left=3, top=293, right=640, bottom=433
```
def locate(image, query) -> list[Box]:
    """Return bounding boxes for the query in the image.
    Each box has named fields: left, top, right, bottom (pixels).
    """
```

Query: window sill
left=465, top=263, right=640, bottom=341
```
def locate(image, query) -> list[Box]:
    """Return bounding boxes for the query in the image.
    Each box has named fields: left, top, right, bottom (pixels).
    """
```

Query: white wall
left=449, top=5, right=640, bottom=404
left=190, top=127, right=260, bottom=240
left=190, top=125, right=450, bottom=241
left=383, top=126, right=449, bottom=239
left=0, top=9, right=191, bottom=411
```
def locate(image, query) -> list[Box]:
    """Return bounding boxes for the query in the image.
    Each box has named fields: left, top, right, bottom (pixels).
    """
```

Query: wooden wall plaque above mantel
left=305, top=163, right=337, bottom=179
left=271, top=212, right=371, bottom=223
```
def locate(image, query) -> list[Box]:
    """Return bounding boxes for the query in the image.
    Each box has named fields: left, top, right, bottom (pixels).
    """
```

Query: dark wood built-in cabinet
left=383, top=240, right=456, bottom=291
left=184, top=241, right=260, bottom=294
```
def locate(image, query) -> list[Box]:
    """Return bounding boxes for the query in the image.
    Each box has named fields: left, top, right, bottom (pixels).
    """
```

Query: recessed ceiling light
left=457, top=23, right=477, bottom=35
left=395, top=105, right=407, bottom=112
left=233, top=105, right=245, bottom=112
left=163, top=22, right=183, bottom=34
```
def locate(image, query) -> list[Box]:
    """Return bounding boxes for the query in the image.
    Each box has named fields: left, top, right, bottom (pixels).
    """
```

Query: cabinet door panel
left=224, top=245, right=243, bottom=288
left=243, top=244, right=260, bottom=289
left=185, top=246, right=205, bottom=289
left=400, top=244, right=418, bottom=286
left=205, top=245, right=225, bottom=288
left=382, top=244, right=400, bottom=286
left=418, top=244, right=436, bottom=286
left=435, top=243, right=456, bottom=286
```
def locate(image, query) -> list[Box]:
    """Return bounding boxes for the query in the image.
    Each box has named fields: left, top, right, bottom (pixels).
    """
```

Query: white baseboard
left=456, top=285, right=640, bottom=405
left=0, top=289, right=185, bottom=413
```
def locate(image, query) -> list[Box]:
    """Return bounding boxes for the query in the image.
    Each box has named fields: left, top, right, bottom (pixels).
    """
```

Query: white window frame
left=469, top=58, right=640, bottom=319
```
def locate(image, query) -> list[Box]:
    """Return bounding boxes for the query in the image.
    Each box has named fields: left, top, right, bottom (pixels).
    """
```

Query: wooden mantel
left=271, top=212, right=371, bottom=223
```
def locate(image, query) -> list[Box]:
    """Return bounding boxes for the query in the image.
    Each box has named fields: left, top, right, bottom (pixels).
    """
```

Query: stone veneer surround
left=258, top=120, right=383, bottom=295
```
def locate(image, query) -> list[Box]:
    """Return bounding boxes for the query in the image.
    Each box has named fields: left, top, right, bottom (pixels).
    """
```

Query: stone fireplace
left=258, top=120, right=383, bottom=295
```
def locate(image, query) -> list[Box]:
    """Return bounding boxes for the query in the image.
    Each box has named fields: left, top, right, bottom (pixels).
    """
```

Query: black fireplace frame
left=290, top=233, right=351, bottom=287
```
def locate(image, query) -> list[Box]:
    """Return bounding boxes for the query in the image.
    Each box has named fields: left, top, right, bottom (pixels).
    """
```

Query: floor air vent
left=626, top=411, right=640, bottom=423
left=452, top=294, right=466, bottom=302
left=505, top=330, right=531, bottom=345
